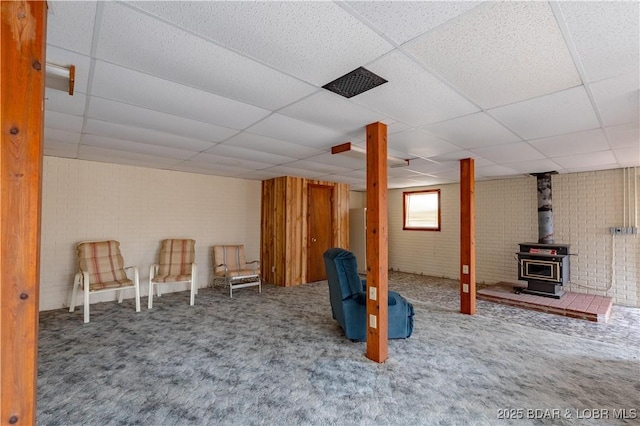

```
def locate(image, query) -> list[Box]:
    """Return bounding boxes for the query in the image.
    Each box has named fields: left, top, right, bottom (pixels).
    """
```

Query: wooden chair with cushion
left=213, top=245, right=261, bottom=298
left=148, top=239, right=197, bottom=309
left=69, top=240, right=141, bottom=323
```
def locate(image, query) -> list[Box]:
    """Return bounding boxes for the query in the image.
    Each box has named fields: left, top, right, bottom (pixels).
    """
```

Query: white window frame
left=403, top=189, right=441, bottom=231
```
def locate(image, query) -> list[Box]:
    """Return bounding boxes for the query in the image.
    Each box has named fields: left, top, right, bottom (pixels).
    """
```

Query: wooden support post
left=366, top=122, right=388, bottom=363
left=460, top=158, right=476, bottom=315
left=1, top=1, right=46, bottom=423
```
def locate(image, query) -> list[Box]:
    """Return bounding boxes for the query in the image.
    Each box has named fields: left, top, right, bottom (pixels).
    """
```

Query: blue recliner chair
left=323, top=248, right=414, bottom=341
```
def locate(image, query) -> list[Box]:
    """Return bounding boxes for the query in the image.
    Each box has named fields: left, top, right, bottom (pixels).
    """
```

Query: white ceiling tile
left=128, top=1, right=393, bottom=85
left=223, top=132, right=324, bottom=159
left=43, top=142, right=78, bottom=159
left=204, top=144, right=295, bottom=165
left=96, top=3, right=316, bottom=110
left=170, top=161, right=253, bottom=177
left=401, top=175, right=456, bottom=187
left=425, top=151, right=492, bottom=165
left=40, top=0, right=638, bottom=188
left=44, top=111, right=83, bottom=132
left=471, top=142, right=545, bottom=164
left=489, top=86, right=600, bottom=140
left=502, top=159, right=563, bottom=174
left=44, top=46, right=91, bottom=94
left=86, top=97, right=237, bottom=143
left=237, top=169, right=289, bottom=181
left=259, top=165, right=328, bottom=180
left=284, top=160, right=352, bottom=175
left=388, top=128, right=462, bottom=158
left=81, top=134, right=197, bottom=160
left=279, top=92, right=393, bottom=133
left=557, top=1, right=639, bottom=82
left=551, top=150, right=618, bottom=169
left=426, top=168, right=465, bottom=181
left=188, top=152, right=273, bottom=171
left=404, top=158, right=459, bottom=174
left=246, top=114, right=347, bottom=149
left=304, top=152, right=367, bottom=171
left=352, top=51, right=479, bottom=126
left=613, top=147, right=640, bottom=167
left=46, top=1, right=97, bottom=55
left=423, top=112, right=521, bottom=149
left=316, top=174, right=362, bottom=185
left=44, top=128, right=81, bottom=144
left=589, top=73, right=639, bottom=127
left=78, top=145, right=181, bottom=168
left=475, top=165, right=521, bottom=178
left=90, top=61, right=270, bottom=130
left=343, top=170, right=367, bottom=179
left=606, top=123, right=640, bottom=149
left=345, top=1, right=482, bottom=44
left=527, top=128, right=610, bottom=158
left=388, top=177, right=437, bottom=189
left=387, top=167, right=423, bottom=179
left=405, top=1, right=580, bottom=108
left=84, top=119, right=215, bottom=152
left=45, top=89, right=87, bottom=116
left=561, top=163, right=620, bottom=174
left=387, top=122, right=413, bottom=135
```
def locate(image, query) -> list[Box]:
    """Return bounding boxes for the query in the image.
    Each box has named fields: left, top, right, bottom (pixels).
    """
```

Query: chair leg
left=148, top=281, right=154, bottom=309
left=83, top=284, right=90, bottom=324
left=118, top=289, right=124, bottom=304
left=134, top=284, right=141, bottom=313
left=190, top=280, right=195, bottom=306
left=133, top=267, right=141, bottom=312
left=69, top=273, right=80, bottom=312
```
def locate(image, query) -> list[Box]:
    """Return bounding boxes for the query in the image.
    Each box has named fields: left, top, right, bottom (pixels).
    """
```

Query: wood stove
left=516, top=242, right=570, bottom=298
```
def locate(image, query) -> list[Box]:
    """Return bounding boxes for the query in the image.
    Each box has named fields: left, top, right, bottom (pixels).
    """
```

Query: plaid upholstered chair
left=213, top=245, right=261, bottom=298
left=148, top=239, right=197, bottom=309
left=69, top=240, right=141, bottom=323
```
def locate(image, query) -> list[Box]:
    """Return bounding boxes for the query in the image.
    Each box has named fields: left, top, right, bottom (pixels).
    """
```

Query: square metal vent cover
left=322, top=67, right=387, bottom=99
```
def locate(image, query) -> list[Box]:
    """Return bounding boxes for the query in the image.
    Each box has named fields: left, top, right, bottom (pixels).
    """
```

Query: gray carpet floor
left=38, top=272, right=639, bottom=425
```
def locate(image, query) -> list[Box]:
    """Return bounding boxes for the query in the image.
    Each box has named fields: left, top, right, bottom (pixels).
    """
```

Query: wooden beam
left=365, top=122, right=388, bottom=363
left=1, top=1, right=46, bottom=424
left=460, top=158, right=476, bottom=315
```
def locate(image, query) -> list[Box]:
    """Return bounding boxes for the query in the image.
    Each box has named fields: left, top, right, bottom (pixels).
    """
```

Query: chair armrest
left=246, top=260, right=260, bottom=272
left=124, top=266, right=139, bottom=284
left=215, top=263, right=229, bottom=275
left=149, top=264, right=158, bottom=281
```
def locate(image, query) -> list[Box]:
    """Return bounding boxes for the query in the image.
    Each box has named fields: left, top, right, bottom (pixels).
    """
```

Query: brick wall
left=385, top=168, right=639, bottom=307
left=40, top=156, right=262, bottom=311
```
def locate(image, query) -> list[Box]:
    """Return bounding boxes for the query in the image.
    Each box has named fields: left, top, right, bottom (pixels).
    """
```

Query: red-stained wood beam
left=460, top=158, right=476, bottom=315
left=366, top=122, right=388, bottom=363
left=1, top=1, right=46, bottom=424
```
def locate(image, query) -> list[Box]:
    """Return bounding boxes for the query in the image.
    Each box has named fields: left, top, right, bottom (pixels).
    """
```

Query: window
left=403, top=189, right=440, bottom=231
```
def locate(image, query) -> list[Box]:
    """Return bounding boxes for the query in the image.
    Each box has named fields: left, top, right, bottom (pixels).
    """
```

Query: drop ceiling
left=44, top=1, right=639, bottom=190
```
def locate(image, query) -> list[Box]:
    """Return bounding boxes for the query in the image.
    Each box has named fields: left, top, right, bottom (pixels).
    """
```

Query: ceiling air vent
left=322, top=67, right=387, bottom=98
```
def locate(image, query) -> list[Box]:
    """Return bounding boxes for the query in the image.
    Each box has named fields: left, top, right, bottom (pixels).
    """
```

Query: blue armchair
left=323, top=248, right=414, bottom=341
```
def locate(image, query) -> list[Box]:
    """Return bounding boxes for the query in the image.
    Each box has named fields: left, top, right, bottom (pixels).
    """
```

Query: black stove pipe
left=532, top=172, right=557, bottom=244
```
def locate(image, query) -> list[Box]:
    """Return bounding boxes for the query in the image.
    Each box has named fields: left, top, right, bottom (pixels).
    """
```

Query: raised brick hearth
left=478, top=282, right=613, bottom=323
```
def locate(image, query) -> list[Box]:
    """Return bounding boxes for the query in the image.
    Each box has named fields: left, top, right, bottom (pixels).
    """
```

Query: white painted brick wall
left=40, top=157, right=262, bottom=311
left=386, top=169, right=639, bottom=307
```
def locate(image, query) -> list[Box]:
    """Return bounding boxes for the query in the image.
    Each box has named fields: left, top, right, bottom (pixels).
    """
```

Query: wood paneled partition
left=261, top=176, right=349, bottom=286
